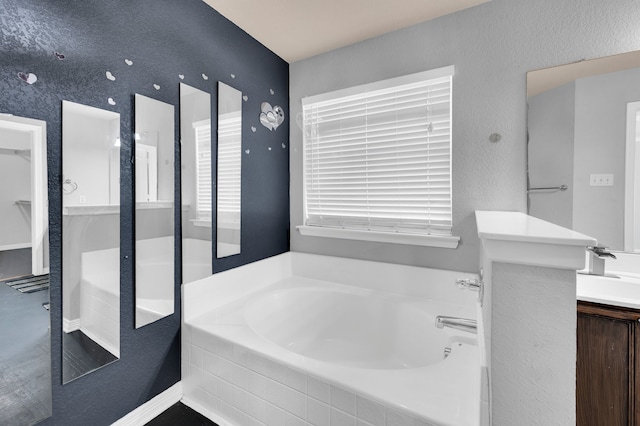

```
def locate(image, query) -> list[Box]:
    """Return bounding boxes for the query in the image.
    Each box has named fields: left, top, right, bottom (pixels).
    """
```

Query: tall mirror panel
left=62, top=100, right=120, bottom=383
left=527, top=50, right=640, bottom=252
left=180, top=83, right=213, bottom=282
left=217, top=82, right=242, bottom=258
left=0, top=115, right=51, bottom=424
left=134, top=94, right=175, bottom=328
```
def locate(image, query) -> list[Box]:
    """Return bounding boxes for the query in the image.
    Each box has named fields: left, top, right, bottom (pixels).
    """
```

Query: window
left=300, top=66, right=458, bottom=248
left=216, top=111, right=242, bottom=224
left=193, top=120, right=211, bottom=222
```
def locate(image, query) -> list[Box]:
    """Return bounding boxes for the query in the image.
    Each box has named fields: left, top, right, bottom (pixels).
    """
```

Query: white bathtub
left=79, top=247, right=120, bottom=357
left=182, top=252, right=481, bottom=426
left=136, top=237, right=175, bottom=327
left=183, top=238, right=212, bottom=283
left=78, top=236, right=183, bottom=351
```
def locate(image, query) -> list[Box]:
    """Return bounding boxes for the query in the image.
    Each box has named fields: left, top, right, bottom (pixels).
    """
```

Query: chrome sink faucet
left=435, top=316, right=477, bottom=334
left=585, top=246, right=616, bottom=276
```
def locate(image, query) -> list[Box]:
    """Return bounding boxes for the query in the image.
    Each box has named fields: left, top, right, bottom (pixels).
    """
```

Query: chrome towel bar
left=528, top=184, right=568, bottom=192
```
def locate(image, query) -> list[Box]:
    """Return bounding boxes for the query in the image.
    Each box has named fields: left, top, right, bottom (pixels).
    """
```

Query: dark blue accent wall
left=0, top=1, right=289, bottom=424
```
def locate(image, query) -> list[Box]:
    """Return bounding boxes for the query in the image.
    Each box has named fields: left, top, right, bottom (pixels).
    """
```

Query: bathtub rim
left=182, top=251, right=479, bottom=322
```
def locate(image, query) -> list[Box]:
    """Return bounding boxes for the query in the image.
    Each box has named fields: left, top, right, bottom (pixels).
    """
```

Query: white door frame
left=0, top=115, right=48, bottom=275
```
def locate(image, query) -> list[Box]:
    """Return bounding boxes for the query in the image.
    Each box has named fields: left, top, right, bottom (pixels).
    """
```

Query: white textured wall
left=289, top=0, right=640, bottom=273
left=490, top=263, right=576, bottom=425
left=528, top=82, right=575, bottom=230
left=62, top=110, right=118, bottom=206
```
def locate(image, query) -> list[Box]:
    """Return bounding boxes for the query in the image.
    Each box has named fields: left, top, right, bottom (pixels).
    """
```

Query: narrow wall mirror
left=134, top=94, right=175, bottom=328
left=62, top=100, right=120, bottom=383
left=216, top=82, right=242, bottom=258
left=0, top=114, right=51, bottom=424
left=527, top=50, right=640, bottom=252
left=180, top=83, right=213, bottom=282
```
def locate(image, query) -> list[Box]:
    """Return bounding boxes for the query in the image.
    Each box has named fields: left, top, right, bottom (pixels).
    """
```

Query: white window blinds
left=217, top=112, right=242, bottom=217
left=194, top=120, right=211, bottom=221
left=302, top=66, right=454, bottom=236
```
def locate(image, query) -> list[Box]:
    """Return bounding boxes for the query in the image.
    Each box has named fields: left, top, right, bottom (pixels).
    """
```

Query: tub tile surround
left=182, top=252, right=482, bottom=426
left=475, top=211, right=597, bottom=426
left=183, top=331, right=442, bottom=426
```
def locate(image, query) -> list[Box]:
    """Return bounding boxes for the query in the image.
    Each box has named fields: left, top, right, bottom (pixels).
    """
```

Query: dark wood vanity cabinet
left=577, top=301, right=640, bottom=425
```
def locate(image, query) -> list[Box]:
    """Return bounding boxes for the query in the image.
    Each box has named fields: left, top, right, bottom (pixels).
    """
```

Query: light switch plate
left=590, top=174, right=614, bottom=186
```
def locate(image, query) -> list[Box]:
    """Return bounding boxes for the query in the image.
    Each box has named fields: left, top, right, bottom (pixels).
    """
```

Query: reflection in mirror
left=180, top=83, right=213, bottom=282
left=217, top=82, right=242, bottom=258
left=134, top=94, right=175, bottom=328
left=0, top=115, right=51, bottom=424
left=527, top=50, right=640, bottom=252
left=625, top=101, right=640, bottom=251
left=62, top=100, right=120, bottom=383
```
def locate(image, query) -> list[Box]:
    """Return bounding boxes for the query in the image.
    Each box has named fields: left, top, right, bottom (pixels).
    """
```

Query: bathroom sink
left=577, top=273, right=640, bottom=309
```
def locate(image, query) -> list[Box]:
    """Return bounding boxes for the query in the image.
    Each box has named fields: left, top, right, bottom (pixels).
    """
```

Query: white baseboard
left=62, top=318, right=81, bottom=333
left=111, top=382, right=182, bottom=426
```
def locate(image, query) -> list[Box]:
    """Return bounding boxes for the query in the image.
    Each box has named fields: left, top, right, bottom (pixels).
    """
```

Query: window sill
left=296, top=225, right=460, bottom=249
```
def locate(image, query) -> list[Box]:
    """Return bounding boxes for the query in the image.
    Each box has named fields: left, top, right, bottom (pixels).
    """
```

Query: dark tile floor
left=62, top=329, right=118, bottom=383
left=145, top=402, right=218, bottom=426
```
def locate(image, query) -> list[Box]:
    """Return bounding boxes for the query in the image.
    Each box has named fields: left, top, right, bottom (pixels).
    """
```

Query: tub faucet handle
left=456, top=277, right=481, bottom=291
left=456, top=268, right=485, bottom=307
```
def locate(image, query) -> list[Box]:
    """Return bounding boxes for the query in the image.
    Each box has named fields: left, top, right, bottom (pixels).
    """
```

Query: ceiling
left=203, top=0, right=491, bottom=63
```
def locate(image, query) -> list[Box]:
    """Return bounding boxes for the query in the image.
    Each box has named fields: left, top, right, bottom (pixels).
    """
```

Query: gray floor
left=0, top=279, right=52, bottom=425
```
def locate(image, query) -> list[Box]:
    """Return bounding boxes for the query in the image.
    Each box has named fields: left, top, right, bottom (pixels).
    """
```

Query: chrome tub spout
left=435, top=316, right=477, bottom=334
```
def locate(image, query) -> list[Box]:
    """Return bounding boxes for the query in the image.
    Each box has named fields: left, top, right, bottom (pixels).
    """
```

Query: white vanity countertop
left=577, top=272, right=640, bottom=310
